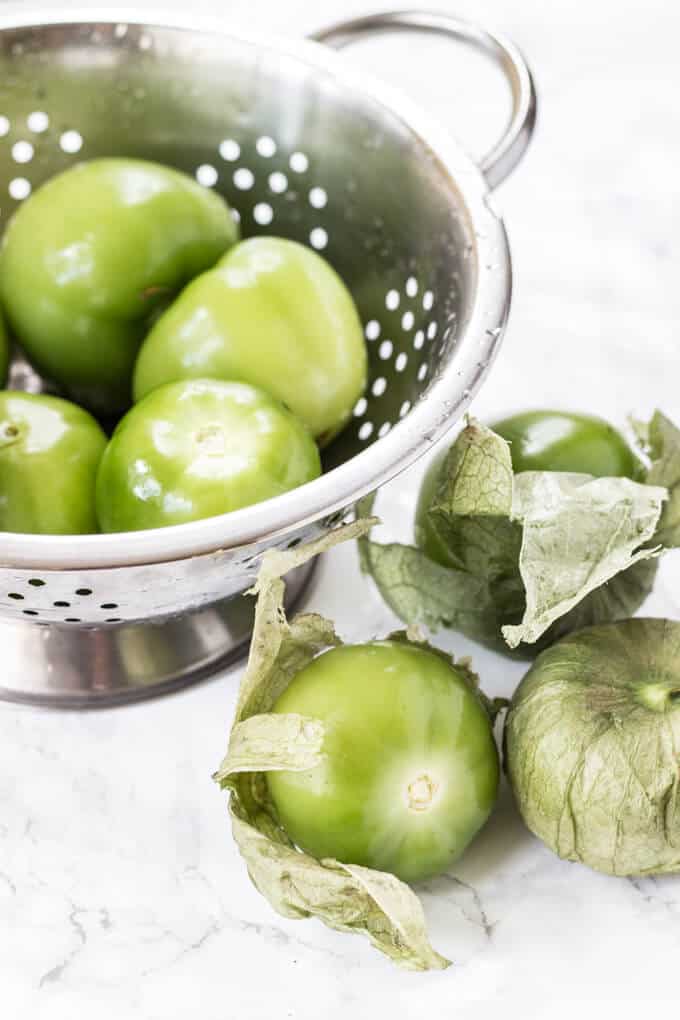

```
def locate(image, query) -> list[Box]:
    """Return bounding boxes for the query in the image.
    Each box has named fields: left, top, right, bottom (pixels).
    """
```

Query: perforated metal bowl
left=0, top=8, right=536, bottom=705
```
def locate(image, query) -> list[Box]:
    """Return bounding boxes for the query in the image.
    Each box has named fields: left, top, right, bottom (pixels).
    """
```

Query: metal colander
left=0, top=8, right=536, bottom=705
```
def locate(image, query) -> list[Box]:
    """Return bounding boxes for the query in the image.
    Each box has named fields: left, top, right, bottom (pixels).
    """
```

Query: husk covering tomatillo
left=504, top=618, right=680, bottom=875
left=359, top=413, right=680, bottom=654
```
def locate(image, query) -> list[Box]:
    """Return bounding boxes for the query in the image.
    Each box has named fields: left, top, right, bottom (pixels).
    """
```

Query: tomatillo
left=133, top=236, right=367, bottom=444
left=0, top=158, right=238, bottom=413
left=266, top=641, right=499, bottom=883
left=414, top=448, right=458, bottom=569
left=96, top=378, right=321, bottom=532
left=0, top=391, right=107, bottom=534
left=415, top=410, right=639, bottom=568
left=491, top=410, right=638, bottom=478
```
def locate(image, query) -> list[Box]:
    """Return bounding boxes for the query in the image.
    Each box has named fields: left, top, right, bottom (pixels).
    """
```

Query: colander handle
left=309, top=9, right=536, bottom=190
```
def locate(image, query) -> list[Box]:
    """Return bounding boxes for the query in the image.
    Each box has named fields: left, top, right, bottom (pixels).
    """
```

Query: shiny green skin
left=0, top=159, right=238, bottom=414
left=414, top=449, right=456, bottom=568
left=267, top=641, right=499, bottom=883
left=0, top=391, right=107, bottom=534
left=96, top=378, right=321, bottom=533
left=492, top=410, right=638, bottom=478
left=0, top=312, right=8, bottom=386
left=415, top=411, right=639, bottom=568
left=133, top=236, right=367, bottom=444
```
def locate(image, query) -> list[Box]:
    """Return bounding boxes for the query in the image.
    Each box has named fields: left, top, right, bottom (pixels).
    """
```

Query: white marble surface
left=1, top=0, right=680, bottom=1013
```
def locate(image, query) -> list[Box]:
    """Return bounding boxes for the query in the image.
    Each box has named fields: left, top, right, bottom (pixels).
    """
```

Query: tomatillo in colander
left=414, top=409, right=639, bottom=568
left=0, top=391, right=107, bottom=534
left=0, top=158, right=238, bottom=414
left=266, top=641, right=499, bottom=883
left=133, top=236, right=367, bottom=445
left=96, top=378, right=321, bottom=533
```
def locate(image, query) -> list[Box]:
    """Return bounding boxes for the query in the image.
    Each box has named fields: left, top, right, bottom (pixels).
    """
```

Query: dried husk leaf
left=636, top=410, right=680, bottom=547
left=502, top=472, right=665, bottom=647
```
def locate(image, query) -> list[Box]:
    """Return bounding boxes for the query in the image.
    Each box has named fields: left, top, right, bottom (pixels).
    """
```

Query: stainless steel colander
left=0, top=8, right=536, bottom=705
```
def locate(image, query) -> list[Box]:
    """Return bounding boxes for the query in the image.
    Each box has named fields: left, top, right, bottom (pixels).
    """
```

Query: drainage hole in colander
left=26, top=110, right=49, bottom=132
left=289, top=151, right=309, bottom=174
left=59, top=130, right=83, bottom=154
left=100, top=603, right=118, bottom=610
left=365, top=320, right=380, bottom=341
left=12, top=141, right=33, bottom=164
left=195, top=164, right=218, bottom=188
left=219, top=139, right=240, bottom=162
left=106, top=618, right=122, bottom=624
left=253, top=202, right=274, bottom=226
left=29, top=578, right=45, bottom=587
left=309, top=228, right=327, bottom=251
left=64, top=618, right=81, bottom=623
left=9, top=178, right=31, bottom=200
left=8, top=592, right=24, bottom=600
left=308, top=187, right=327, bottom=209
left=268, top=171, right=287, bottom=194
left=256, top=136, right=277, bottom=158
left=75, top=588, right=92, bottom=596
left=233, top=168, right=254, bottom=191
left=22, top=609, right=38, bottom=616
left=53, top=601, right=70, bottom=608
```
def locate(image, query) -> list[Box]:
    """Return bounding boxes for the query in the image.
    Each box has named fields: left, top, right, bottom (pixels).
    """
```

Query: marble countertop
left=2, top=0, right=680, bottom=1014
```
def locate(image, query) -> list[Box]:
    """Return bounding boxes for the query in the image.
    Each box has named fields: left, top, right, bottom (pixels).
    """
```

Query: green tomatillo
left=0, top=391, right=107, bottom=534
left=415, top=410, right=639, bottom=569
left=266, top=640, right=499, bottom=883
left=133, top=236, right=367, bottom=445
left=0, top=158, right=238, bottom=413
left=492, top=409, right=639, bottom=478
left=505, top=618, right=680, bottom=875
left=96, top=378, right=321, bottom=532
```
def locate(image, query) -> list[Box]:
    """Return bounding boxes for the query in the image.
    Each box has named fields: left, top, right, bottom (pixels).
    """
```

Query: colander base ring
left=0, top=560, right=315, bottom=708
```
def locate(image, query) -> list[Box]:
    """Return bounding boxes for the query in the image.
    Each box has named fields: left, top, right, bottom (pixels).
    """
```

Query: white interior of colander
left=0, top=13, right=510, bottom=572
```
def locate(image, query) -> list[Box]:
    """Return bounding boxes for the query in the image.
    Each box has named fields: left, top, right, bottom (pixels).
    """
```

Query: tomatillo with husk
left=266, top=640, right=499, bottom=883
left=492, top=409, right=640, bottom=478
left=505, top=618, right=680, bottom=875
left=415, top=410, right=640, bottom=570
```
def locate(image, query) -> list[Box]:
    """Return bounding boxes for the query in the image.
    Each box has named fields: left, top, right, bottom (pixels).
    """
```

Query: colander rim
left=0, top=6, right=511, bottom=569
